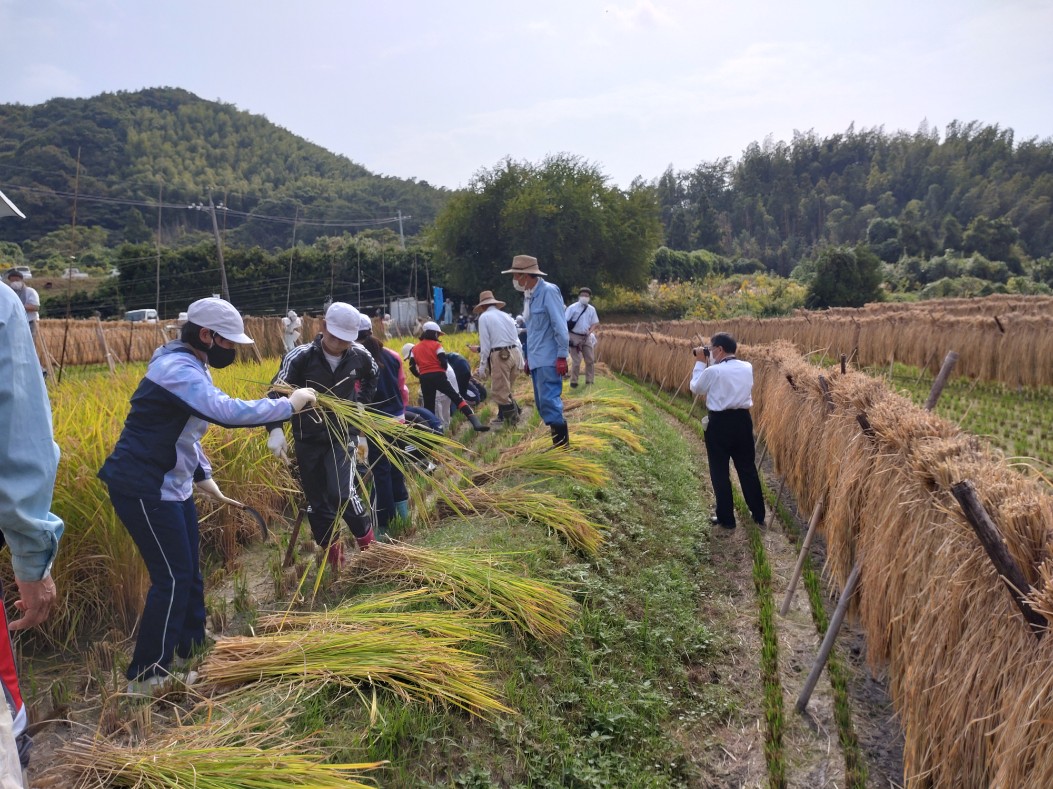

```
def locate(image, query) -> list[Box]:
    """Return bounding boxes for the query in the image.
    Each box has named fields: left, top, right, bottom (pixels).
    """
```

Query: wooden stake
left=94, top=316, right=116, bottom=375
left=766, top=475, right=786, bottom=528
left=780, top=497, right=825, bottom=615
left=923, top=351, right=959, bottom=411
left=796, top=562, right=861, bottom=713
left=668, top=370, right=692, bottom=403
left=282, top=507, right=307, bottom=569
left=950, top=480, right=1045, bottom=638
left=818, top=374, right=834, bottom=413
left=839, top=353, right=846, bottom=375
left=35, top=327, right=56, bottom=381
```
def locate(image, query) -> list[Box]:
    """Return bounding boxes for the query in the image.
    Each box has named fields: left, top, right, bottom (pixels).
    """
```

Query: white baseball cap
left=401, top=343, right=415, bottom=360
left=324, top=302, right=361, bottom=342
left=186, top=298, right=254, bottom=344
left=358, top=313, right=373, bottom=332
left=422, top=320, right=443, bottom=334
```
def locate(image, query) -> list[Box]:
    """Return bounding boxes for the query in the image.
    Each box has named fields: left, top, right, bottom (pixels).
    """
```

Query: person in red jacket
left=407, top=322, right=489, bottom=432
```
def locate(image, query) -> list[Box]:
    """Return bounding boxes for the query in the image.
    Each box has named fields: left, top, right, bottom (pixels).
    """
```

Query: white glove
left=267, top=427, right=289, bottom=463
left=288, top=387, right=318, bottom=413
left=195, top=478, right=244, bottom=507
left=356, top=435, right=368, bottom=463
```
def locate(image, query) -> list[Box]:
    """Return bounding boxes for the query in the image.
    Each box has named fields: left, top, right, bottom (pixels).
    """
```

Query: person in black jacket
left=266, top=302, right=379, bottom=570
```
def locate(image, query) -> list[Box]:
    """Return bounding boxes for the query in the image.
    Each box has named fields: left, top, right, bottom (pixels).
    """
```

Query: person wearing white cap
left=405, top=322, right=489, bottom=432
left=266, top=302, right=380, bottom=569
left=280, top=309, right=302, bottom=353
left=502, top=255, right=570, bottom=447
left=355, top=313, right=412, bottom=537
left=99, top=297, right=317, bottom=693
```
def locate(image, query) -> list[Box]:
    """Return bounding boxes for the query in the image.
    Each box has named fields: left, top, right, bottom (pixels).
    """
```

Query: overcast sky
left=2, top=0, right=1051, bottom=191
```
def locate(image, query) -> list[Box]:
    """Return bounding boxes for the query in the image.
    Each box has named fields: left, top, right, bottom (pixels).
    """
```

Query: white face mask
left=578, top=295, right=589, bottom=304
left=9, top=280, right=23, bottom=291
left=512, top=279, right=526, bottom=293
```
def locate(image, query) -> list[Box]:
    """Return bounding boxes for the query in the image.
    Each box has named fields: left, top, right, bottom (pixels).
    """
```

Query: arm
left=547, top=286, right=569, bottom=356
left=355, top=347, right=380, bottom=404
left=25, top=288, right=40, bottom=315
left=689, top=356, right=713, bottom=397
left=0, top=292, right=63, bottom=587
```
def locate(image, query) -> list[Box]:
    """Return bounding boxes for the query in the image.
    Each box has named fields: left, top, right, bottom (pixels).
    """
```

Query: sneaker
left=569, top=381, right=579, bottom=388
left=127, top=675, right=167, bottom=695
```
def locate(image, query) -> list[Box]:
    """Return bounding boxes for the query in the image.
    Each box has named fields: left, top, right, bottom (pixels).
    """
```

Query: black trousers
left=294, top=438, right=370, bottom=545
left=419, top=371, right=465, bottom=416
left=704, top=409, right=765, bottom=526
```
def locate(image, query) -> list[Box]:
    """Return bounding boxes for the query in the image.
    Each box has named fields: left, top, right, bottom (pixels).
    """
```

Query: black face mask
left=206, top=343, right=237, bottom=369
left=189, top=330, right=238, bottom=368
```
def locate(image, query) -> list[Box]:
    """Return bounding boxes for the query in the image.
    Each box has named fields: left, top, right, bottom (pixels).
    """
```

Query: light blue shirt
left=0, top=285, right=63, bottom=580
left=522, top=278, right=569, bottom=368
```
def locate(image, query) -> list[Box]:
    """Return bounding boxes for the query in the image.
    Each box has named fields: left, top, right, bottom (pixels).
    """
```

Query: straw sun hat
left=473, top=290, right=506, bottom=314
left=501, top=255, right=546, bottom=276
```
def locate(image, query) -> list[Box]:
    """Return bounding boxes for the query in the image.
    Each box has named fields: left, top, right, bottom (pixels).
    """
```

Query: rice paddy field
left=23, top=299, right=1052, bottom=787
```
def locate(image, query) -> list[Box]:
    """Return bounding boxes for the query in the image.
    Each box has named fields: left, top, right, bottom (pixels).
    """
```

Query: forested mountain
left=0, top=87, right=450, bottom=248
left=654, top=122, right=1053, bottom=276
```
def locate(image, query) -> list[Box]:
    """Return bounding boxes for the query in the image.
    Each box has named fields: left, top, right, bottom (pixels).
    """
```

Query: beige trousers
left=488, top=346, right=522, bottom=405
left=569, top=336, right=595, bottom=384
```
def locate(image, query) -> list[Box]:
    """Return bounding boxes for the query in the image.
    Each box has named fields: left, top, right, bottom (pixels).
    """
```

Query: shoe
left=127, top=675, right=166, bottom=695
left=570, top=381, right=578, bottom=388
left=710, top=515, right=719, bottom=524
left=327, top=542, right=346, bottom=570
left=714, top=520, right=736, bottom=530
left=461, top=406, right=491, bottom=432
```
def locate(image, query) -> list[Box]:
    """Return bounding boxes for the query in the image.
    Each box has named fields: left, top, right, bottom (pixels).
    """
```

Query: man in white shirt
left=689, top=332, right=765, bottom=530
left=564, top=287, right=599, bottom=388
left=5, top=269, right=39, bottom=337
left=281, top=309, right=302, bottom=353
left=473, top=290, right=523, bottom=427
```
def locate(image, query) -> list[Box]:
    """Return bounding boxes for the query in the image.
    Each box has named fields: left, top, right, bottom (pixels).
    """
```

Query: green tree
left=430, top=155, right=662, bottom=301
left=804, top=246, right=883, bottom=308
left=866, top=217, right=903, bottom=263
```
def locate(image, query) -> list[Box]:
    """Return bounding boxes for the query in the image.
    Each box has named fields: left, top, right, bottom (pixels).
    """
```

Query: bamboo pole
left=950, top=480, right=1045, bottom=638
left=780, top=497, right=825, bottom=616
left=34, top=327, right=56, bottom=380
left=94, top=316, right=116, bottom=375
left=923, top=351, right=959, bottom=411
left=282, top=508, right=307, bottom=569
left=796, top=562, right=861, bottom=713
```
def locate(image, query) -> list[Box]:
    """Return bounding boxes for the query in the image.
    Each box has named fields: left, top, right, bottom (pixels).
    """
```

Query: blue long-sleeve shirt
left=99, top=341, right=293, bottom=501
left=523, top=278, right=569, bottom=368
left=0, top=285, right=63, bottom=581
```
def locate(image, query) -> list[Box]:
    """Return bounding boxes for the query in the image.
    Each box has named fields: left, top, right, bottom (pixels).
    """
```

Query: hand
left=195, top=478, right=245, bottom=508
left=523, top=361, right=530, bottom=374
left=356, top=435, right=369, bottom=464
left=10, top=574, right=57, bottom=631
left=556, top=357, right=568, bottom=377
left=267, top=427, right=289, bottom=463
left=289, top=387, right=318, bottom=413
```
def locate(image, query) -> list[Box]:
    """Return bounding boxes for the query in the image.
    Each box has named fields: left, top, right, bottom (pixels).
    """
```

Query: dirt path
left=655, top=397, right=904, bottom=788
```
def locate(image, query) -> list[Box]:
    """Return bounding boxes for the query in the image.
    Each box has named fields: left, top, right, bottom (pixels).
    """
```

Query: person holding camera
left=690, top=332, right=765, bottom=530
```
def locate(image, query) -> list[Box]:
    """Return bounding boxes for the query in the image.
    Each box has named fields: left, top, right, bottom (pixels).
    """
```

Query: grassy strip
left=265, top=378, right=729, bottom=786
left=615, top=375, right=787, bottom=789
left=745, top=522, right=787, bottom=789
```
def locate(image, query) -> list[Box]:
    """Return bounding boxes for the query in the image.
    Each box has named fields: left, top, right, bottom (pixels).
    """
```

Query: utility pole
left=397, top=209, right=405, bottom=250
left=284, top=204, right=299, bottom=313
left=207, top=192, right=229, bottom=301
left=155, top=179, right=163, bottom=316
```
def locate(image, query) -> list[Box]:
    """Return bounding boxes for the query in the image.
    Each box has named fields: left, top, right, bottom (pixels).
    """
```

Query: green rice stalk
left=572, top=420, right=648, bottom=453
left=346, top=543, right=578, bottom=641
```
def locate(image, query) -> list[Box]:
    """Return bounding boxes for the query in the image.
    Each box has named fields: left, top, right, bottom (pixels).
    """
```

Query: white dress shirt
left=477, top=306, right=521, bottom=360
left=690, top=357, right=754, bottom=411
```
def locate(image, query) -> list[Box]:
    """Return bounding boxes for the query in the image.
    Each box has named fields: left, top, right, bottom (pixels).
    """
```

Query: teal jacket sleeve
left=0, top=287, right=64, bottom=581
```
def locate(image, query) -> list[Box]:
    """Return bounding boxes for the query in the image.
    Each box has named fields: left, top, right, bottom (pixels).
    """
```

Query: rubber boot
left=394, top=500, right=410, bottom=520
left=489, top=404, right=507, bottom=428
left=550, top=422, right=570, bottom=448
left=326, top=542, right=346, bottom=572
left=460, top=404, right=490, bottom=432
left=504, top=402, right=520, bottom=426
left=356, top=528, right=376, bottom=551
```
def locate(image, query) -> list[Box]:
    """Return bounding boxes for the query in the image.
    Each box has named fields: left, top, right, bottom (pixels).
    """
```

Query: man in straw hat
left=502, top=255, right=570, bottom=447
left=474, top=289, right=523, bottom=428
left=0, top=190, right=63, bottom=785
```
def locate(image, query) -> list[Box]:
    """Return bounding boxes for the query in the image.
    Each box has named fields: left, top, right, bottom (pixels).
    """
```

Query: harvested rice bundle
left=436, top=485, right=606, bottom=555
left=56, top=714, right=384, bottom=789
left=347, top=543, right=578, bottom=640
left=258, top=588, right=503, bottom=644
left=471, top=450, right=609, bottom=487
left=196, top=626, right=511, bottom=718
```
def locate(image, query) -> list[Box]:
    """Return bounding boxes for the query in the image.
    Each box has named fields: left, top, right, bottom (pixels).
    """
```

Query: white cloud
left=604, top=0, right=673, bottom=30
